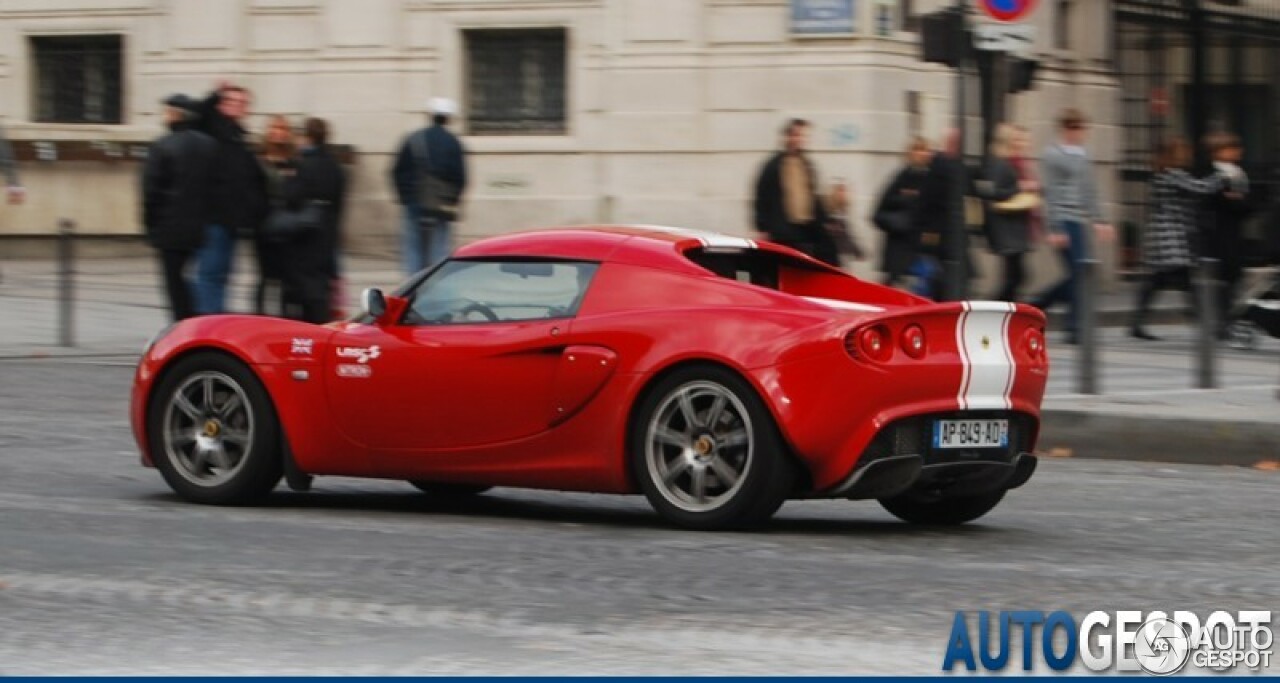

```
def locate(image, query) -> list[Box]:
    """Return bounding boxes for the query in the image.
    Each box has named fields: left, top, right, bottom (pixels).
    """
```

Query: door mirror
left=362, top=287, right=388, bottom=321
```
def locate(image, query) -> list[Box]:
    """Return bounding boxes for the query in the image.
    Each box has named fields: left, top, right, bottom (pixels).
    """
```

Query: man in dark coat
left=391, top=97, right=468, bottom=275
left=752, top=118, right=838, bottom=266
left=141, top=94, right=216, bottom=321
left=283, top=117, right=346, bottom=324
left=873, top=137, right=932, bottom=286
left=912, top=129, right=968, bottom=299
left=192, top=84, right=269, bottom=314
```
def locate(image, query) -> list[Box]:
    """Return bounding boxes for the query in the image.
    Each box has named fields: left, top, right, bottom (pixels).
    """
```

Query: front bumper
left=828, top=410, right=1038, bottom=499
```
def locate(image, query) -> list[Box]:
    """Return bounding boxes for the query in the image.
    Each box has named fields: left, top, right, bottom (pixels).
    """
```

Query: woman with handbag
left=981, top=124, right=1039, bottom=303
left=255, top=115, right=297, bottom=316
left=873, top=137, right=932, bottom=287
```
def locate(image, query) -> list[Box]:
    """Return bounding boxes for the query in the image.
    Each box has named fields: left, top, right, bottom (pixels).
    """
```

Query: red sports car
left=131, top=226, right=1047, bottom=530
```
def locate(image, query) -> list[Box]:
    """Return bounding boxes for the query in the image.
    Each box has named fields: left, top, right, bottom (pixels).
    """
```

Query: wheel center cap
left=203, top=420, right=221, bottom=438
left=693, top=435, right=714, bottom=456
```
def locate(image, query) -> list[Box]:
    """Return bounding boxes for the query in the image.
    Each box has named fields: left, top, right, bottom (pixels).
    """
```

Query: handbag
left=873, top=208, right=911, bottom=235
left=410, top=130, right=461, bottom=221
left=991, top=191, right=1041, bottom=213
left=263, top=200, right=326, bottom=242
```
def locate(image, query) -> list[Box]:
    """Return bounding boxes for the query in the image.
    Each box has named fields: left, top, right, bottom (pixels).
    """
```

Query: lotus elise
left=131, top=226, right=1047, bottom=529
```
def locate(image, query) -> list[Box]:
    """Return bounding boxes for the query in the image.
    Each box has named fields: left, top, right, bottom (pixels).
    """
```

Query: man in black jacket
left=193, top=84, right=269, bottom=313
left=282, top=117, right=346, bottom=324
left=752, top=118, right=838, bottom=266
left=141, top=95, right=216, bottom=321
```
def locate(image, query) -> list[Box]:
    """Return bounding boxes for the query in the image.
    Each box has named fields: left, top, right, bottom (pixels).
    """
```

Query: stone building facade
left=0, top=0, right=1217, bottom=287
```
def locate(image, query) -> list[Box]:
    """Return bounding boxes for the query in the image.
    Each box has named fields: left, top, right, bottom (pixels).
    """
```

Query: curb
left=1038, top=409, right=1280, bottom=468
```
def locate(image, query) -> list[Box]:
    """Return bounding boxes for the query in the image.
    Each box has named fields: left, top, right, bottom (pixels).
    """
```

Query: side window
left=404, top=260, right=599, bottom=325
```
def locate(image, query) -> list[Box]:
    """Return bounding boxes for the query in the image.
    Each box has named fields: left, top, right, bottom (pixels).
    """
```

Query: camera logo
left=1135, top=616, right=1191, bottom=676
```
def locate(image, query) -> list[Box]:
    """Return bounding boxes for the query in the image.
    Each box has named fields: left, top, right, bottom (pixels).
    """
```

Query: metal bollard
left=57, top=218, right=75, bottom=347
left=1196, top=257, right=1219, bottom=389
left=1076, top=258, right=1099, bottom=395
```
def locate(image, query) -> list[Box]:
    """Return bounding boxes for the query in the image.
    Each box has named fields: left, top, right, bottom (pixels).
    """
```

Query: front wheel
left=631, top=365, right=795, bottom=530
left=879, top=490, right=1006, bottom=525
left=148, top=352, right=282, bottom=504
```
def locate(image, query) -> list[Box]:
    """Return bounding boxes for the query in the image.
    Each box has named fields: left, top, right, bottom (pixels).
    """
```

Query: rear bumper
left=825, top=410, right=1039, bottom=498
left=834, top=451, right=1037, bottom=500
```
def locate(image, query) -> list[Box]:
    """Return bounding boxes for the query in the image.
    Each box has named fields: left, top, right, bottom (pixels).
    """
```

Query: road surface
left=1, top=357, right=1275, bottom=674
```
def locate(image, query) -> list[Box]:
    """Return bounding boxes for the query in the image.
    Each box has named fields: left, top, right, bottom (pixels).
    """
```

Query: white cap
left=428, top=97, right=457, bottom=116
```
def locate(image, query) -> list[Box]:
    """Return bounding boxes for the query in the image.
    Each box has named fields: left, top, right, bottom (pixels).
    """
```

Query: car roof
left=452, top=225, right=815, bottom=271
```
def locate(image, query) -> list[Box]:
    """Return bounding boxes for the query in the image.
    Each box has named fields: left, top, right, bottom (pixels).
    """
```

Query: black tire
left=148, top=351, right=282, bottom=504
left=630, top=364, right=796, bottom=530
left=879, top=490, right=1006, bottom=525
left=408, top=482, right=493, bottom=498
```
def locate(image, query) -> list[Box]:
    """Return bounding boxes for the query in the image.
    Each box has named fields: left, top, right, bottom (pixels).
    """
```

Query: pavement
left=1, top=252, right=1277, bottom=466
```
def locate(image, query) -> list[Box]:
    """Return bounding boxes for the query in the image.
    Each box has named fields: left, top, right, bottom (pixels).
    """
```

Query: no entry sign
left=979, top=0, right=1035, bottom=22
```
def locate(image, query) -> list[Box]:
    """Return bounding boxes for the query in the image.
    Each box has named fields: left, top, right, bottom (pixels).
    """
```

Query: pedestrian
left=752, top=118, right=839, bottom=266
left=0, top=120, right=26, bottom=284
left=392, top=97, right=467, bottom=275
left=1029, top=109, right=1114, bottom=344
left=1129, top=137, right=1227, bottom=341
left=1203, top=132, right=1251, bottom=338
left=255, top=114, right=296, bottom=316
left=873, top=137, right=932, bottom=287
left=140, top=94, right=217, bottom=321
left=193, top=83, right=269, bottom=314
left=979, top=123, right=1039, bottom=302
left=280, top=117, right=346, bottom=324
left=823, top=178, right=866, bottom=265
left=0, top=121, right=23, bottom=206
left=911, top=128, right=967, bottom=299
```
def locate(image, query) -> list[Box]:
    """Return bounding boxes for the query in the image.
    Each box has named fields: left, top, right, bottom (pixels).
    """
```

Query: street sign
left=790, top=0, right=857, bottom=36
left=978, top=0, right=1035, bottom=22
left=973, top=22, right=1035, bottom=52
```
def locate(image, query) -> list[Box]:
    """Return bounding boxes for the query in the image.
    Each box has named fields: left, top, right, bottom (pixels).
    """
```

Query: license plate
left=933, top=419, right=1009, bottom=449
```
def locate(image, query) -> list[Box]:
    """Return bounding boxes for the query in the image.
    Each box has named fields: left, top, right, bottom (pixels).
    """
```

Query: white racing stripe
left=955, top=301, right=1017, bottom=410
left=624, top=225, right=756, bottom=250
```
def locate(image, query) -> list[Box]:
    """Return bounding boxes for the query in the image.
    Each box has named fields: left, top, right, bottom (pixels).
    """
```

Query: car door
left=326, top=259, right=598, bottom=455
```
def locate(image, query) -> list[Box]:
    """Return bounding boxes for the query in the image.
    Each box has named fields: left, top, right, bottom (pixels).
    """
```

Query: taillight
left=900, top=324, right=927, bottom=359
left=847, top=324, right=891, bottom=362
left=1024, top=328, right=1046, bottom=362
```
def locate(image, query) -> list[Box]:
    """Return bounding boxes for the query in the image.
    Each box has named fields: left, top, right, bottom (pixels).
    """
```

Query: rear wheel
left=879, top=490, right=1005, bottom=525
left=631, top=365, right=795, bottom=530
left=148, top=352, right=282, bottom=504
left=408, top=482, right=493, bottom=498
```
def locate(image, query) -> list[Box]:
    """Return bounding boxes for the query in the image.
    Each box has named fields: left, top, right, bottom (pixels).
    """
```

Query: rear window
left=684, top=246, right=827, bottom=290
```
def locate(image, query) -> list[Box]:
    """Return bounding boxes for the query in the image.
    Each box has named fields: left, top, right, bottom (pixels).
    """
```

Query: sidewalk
left=2, top=255, right=1277, bottom=466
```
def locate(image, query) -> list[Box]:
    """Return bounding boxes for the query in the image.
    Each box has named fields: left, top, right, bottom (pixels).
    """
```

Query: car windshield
left=402, top=259, right=599, bottom=325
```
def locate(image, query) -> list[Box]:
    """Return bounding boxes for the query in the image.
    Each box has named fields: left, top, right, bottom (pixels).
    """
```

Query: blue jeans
left=401, top=206, right=453, bottom=276
left=1032, top=220, right=1087, bottom=335
left=195, top=224, right=236, bottom=314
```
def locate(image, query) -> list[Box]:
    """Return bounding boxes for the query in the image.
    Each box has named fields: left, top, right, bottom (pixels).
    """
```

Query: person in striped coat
left=1129, top=138, right=1226, bottom=341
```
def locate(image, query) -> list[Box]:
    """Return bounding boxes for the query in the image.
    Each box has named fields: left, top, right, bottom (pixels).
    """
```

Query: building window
left=31, top=35, right=124, bottom=125
left=906, top=90, right=922, bottom=135
left=900, top=0, right=918, bottom=32
left=1055, top=0, right=1071, bottom=50
left=464, top=29, right=567, bottom=135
